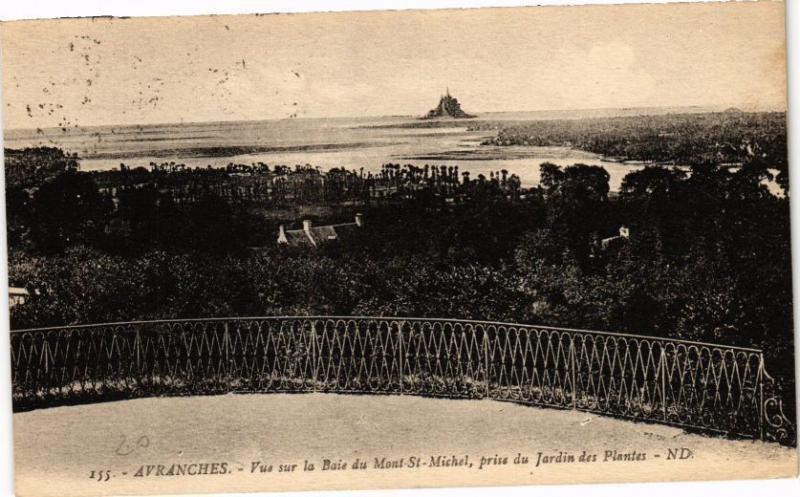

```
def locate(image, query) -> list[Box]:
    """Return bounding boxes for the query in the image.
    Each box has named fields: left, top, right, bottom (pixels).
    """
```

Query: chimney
left=303, top=219, right=313, bottom=236
left=277, top=224, right=287, bottom=244
left=354, top=213, right=363, bottom=227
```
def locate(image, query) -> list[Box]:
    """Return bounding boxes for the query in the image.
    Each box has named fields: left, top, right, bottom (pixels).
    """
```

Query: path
left=13, top=394, right=797, bottom=496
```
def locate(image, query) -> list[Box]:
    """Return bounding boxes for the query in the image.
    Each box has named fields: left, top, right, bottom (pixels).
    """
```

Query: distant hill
left=422, top=90, right=475, bottom=119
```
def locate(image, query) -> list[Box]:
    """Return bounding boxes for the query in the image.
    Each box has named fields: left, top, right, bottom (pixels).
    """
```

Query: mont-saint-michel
left=421, top=89, right=475, bottom=119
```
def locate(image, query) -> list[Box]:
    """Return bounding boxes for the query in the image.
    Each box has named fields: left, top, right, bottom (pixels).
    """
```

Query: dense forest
left=3, top=112, right=794, bottom=400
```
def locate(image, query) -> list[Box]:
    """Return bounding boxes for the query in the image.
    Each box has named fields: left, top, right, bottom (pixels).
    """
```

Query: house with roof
left=600, top=226, right=630, bottom=250
left=9, top=287, right=29, bottom=308
left=278, top=213, right=363, bottom=248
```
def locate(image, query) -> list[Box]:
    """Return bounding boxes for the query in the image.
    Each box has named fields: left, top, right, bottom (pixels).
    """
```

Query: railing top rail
left=8, top=315, right=764, bottom=354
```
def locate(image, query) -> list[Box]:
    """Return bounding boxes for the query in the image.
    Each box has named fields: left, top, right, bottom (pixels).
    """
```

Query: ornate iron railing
left=9, top=317, right=796, bottom=445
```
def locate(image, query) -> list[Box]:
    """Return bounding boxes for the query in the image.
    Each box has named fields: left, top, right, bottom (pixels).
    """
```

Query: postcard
left=1, top=1, right=797, bottom=496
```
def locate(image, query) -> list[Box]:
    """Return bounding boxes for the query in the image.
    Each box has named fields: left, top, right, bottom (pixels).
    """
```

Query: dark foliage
left=3, top=147, right=79, bottom=189
left=476, top=111, right=788, bottom=182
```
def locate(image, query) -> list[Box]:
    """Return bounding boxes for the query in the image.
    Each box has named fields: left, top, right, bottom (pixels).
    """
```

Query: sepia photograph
left=0, top=1, right=797, bottom=496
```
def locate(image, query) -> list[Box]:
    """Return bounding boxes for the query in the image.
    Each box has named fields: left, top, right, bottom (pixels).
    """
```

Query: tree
left=5, top=187, right=31, bottom=251
left=4, top=147, right=78, bottom=189
left=29, top=171, right=112, bottom=253
left=539, top=163, right=612, bottom=266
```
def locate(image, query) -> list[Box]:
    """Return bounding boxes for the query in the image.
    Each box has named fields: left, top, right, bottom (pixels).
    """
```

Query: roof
left=330, top=223, right=359, bottom=239
left=309, top=225, right=339, bottom=243
left=281, top=230, right=312, bottom=248
left=600, top=235, right=623, bottom=249
left=279, top=222, right=359, bottom=248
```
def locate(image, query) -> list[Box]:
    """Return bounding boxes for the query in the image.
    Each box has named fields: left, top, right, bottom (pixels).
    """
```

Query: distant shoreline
left=5, top=104, right=786, bottom=135
left=55, top=142, right=392, bottom=161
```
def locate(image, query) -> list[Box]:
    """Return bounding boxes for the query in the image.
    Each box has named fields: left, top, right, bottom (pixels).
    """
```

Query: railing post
left=135, top=328, right=141, bottom=371
left=43, top=334, right=49, bottom=375
left=661, top=345, right=667, bottom=422
left=223, top=322, right=230, bottom=361
left=40, top=333, right=50, bottom=401
left=758, top=353, right=765, bottom=440
left=223, top=322, right=231, bottom=390
left=483, top=326, right=490, bottom=397
left=398, top=321, right=404, bottom=394
left=134, top=327, right=142, bottom=390
left=311, top=319, right=318, bottom=392
left=570, top=335, right=577, bottom=409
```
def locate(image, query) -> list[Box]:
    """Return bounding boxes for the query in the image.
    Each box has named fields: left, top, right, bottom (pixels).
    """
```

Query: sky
left=0, top=1, right=788, bottom=129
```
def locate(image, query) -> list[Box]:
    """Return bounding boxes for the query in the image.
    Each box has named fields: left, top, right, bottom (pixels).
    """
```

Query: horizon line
left=2, top=103, right=787, bottom=134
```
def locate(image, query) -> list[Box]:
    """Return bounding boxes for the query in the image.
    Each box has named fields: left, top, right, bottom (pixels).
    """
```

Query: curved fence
left=9, top=316, right=796, bottom=445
